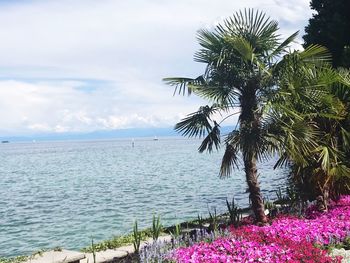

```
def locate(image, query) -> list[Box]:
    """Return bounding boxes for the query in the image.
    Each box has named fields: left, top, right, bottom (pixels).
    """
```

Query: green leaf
left=175, top=105, right=217, bottom=138
left=220, top=140, right=240, bottom=178
left=163, top=76, right=205, bottom=96
left=198, top=121, right=221, bottom=153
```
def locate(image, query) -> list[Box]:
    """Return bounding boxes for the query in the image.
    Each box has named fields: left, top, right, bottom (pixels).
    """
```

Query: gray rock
left=331, top=248, right=350, bottom=263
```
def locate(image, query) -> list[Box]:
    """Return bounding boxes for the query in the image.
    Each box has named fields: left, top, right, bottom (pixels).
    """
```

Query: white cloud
left=0, top=79, right=205, bottom=135
left=0, top=0, right=312, bottom=135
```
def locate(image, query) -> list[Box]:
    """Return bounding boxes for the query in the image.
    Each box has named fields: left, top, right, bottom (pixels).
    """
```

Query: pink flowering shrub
left=170, top=195, right=350, bottom=263
left=171, top=236, right=338, bottom=262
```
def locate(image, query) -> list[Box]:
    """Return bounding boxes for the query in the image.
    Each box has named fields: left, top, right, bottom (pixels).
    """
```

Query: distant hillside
left=0, top=126, right=235, bottom=142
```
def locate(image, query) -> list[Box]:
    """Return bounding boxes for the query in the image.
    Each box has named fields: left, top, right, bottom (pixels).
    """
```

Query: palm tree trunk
left=244, top=155, right=267, bottom=223
left=240, top=82, right=267, bottom=224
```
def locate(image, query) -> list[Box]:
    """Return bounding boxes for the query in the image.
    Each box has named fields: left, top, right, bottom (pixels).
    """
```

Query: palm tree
left=164, top=9, right=300, bottom=223
left=272, top=60, right=350, bottom=205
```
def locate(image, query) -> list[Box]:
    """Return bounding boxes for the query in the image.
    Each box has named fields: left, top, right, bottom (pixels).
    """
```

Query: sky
left=0, top=0, right=313, bottom=136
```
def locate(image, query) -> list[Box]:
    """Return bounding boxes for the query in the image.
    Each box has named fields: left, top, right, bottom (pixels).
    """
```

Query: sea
left=0, top=137, right=288, bottom=257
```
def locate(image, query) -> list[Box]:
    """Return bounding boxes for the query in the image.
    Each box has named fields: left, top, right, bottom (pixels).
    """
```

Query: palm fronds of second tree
left=269, top=48, right=350, bottom=208
left=164, top=8, right=349, bottom=223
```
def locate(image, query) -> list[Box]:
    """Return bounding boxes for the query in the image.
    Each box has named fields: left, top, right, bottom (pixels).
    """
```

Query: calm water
left=0, top=137, right=288, bottom=257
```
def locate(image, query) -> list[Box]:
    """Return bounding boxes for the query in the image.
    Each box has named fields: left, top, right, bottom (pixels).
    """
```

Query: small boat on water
left=1, top=140, right=9, bottom=143
left=153, top=136, right=158, bottom=141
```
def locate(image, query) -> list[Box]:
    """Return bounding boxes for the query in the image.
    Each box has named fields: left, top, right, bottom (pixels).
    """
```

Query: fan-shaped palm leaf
left=220, top=132, right=240, bottom=178
left=198, top=121, right=221, bottom=153
left=163, top=76, right=205, bottom=96
left=175, top=105, right=218, bottom=138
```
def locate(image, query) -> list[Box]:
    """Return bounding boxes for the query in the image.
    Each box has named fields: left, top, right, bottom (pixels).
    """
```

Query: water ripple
left=0, top=138, right=288, bottom=257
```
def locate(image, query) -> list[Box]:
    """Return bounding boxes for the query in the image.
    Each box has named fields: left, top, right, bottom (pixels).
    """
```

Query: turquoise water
left=0, top=137, right=288, bottom=257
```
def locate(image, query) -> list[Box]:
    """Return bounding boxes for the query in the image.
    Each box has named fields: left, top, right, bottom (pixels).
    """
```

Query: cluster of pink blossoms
left=243, top=195, right=350, bottom=246
left=170, top=195, right=350, bottom=263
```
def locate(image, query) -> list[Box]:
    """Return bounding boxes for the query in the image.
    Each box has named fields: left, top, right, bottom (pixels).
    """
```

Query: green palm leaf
left=299, top=44, right=332, bottom=64
left=220, top=142, right=240, bottom=178
left=198, top=121, right=221, bottom=153
left=267, top=31, right=299, bottom=61
left=175, top=105, right=218, bottom=137
left=163, top=76, right=205, bottom=96
left=225, top=36, right=254, bottom=62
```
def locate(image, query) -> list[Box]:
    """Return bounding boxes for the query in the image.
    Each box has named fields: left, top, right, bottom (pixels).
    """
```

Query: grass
left=81, top=228, right=157, bottom=253
left=0, top=249, right=50, bottom=263
left=0, top=256, right=28, bottom=263
left=80, top=214, right=218, bottom=253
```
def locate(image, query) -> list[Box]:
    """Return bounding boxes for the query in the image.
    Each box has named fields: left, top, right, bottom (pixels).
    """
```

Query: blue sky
left=0, top=0, right=312, bottom=136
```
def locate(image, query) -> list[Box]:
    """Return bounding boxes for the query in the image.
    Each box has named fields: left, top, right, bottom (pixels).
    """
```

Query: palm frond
left=267, top=31, right=299, bottom=60
left=218, top=9, right=280, bottom=49
left=195, top=29, right=224, bottom=64
left=329, top=164, right=350, bottom=179
left=299, top=44, right=332, bottom=64
left=315, top=146, right=331, bottom=172
left=225, top=36, right=254, bottom=62
left=198, top=121, right=221, bottom=153
left=193, top=85, right=240, bottom=106
left=220, top=142, right=240, bottom=178
left=273, top=152, right=290, bottom=169
left=338, top=68, right=350, bottom=87
left=340, top=127, right=350, bottom=149
left=333, top=69, right=350, bottom=102
left=175, top=105, right=218, bottom=138
left=163, top=76, right=205, bottom=96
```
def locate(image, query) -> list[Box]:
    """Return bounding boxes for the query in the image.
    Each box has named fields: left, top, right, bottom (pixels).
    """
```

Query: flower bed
left=170, top=196, right=350, bottom=263
left=172, top=236, right=336, bottom=262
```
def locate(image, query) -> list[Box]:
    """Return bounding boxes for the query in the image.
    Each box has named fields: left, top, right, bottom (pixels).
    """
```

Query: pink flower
left=170, top=195, right=350, bottom=263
